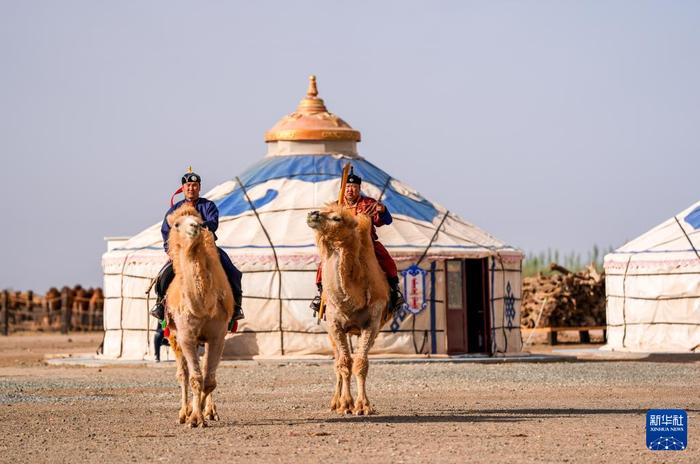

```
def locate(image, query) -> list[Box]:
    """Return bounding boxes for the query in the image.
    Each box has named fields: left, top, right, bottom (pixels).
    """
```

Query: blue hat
left=346, top=167, right=361, bottom=185
left=181, top=166, right=201, bottom=184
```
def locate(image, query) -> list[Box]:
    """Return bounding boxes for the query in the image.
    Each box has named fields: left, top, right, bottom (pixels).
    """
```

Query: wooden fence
left=0, top=286, right=104, bottom=335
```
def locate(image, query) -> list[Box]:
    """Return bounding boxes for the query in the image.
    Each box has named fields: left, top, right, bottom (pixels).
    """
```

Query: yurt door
left=446, top=259, right=491, bottom=354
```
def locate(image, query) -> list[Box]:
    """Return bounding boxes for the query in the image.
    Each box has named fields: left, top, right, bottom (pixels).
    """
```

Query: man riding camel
left=150, top=168, right=244, bottom=325
left=310, top=167, right=405, bottom=315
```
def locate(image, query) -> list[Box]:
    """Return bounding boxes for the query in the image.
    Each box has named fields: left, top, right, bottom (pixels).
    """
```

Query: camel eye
left=175, top=223, right=179, bottom=229
left=332, top=216, right=341, bottom=222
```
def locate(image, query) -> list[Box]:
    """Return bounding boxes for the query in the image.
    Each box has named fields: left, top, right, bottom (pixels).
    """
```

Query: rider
left=150, top=168, right=244, bottom=324
left=310, top=167, right=405, bottom=315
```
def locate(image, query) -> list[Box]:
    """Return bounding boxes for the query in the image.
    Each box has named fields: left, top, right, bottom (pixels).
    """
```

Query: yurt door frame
left=445, top=258, right=492, bottom=354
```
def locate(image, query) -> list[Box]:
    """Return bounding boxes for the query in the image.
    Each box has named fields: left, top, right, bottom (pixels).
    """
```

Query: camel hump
left=355, top=213, right=372, bottom=236
left=355, top=214, right=375, bottom=251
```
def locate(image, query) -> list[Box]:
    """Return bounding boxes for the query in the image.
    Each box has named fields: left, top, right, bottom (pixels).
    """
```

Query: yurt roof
left=109, top=154, right=520, bottom=264
left=605, top=200, right=700, bottom=270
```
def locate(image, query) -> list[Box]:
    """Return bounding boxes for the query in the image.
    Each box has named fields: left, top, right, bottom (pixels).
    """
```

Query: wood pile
left=521, top=263, right=606, bottom=328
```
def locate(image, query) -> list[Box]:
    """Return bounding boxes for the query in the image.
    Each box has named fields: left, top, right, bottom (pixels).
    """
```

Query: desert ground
left=0, top=333, right=698, bottom=463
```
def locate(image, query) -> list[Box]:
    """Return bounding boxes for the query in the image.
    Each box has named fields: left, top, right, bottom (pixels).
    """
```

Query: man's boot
left=309, top=283, right=322, bottom=315
left=150, top=262, right=173, bottom=321
left=232, top=304, right=245, bottom=321
left=228, top=300, right=244, bottom=332
left=388, top=277, right=405, bottom=313
left=149, top=298, right=165, bottom=320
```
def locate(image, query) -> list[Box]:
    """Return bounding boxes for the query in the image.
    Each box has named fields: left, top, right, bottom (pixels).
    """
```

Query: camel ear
left=166, top=213, right=176, bottom=228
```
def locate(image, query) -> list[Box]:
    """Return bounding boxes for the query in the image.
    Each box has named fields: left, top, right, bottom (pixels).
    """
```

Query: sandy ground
left=0, top=333, right=699, bottom=463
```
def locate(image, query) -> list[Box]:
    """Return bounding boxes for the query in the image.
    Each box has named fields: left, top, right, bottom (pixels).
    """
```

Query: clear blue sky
left=1, top=1, right=698, bottom=290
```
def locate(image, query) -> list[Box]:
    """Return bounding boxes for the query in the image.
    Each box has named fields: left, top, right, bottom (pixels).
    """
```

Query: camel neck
left=176, top=242, right=213, bottom=314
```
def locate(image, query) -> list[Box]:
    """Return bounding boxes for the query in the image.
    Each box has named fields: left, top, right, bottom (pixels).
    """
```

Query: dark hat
left=346, top=167, right=362, bottom=185
left=181, top=166, right=201, bottom=184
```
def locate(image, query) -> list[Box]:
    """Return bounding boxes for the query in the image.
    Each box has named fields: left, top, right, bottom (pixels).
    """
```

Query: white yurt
left=603, top=200, right=700, bottom=352
left=101, top=76, right=523, bottom=360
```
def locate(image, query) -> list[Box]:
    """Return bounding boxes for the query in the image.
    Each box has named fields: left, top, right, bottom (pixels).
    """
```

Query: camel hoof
left=337, top=404, right=353, bottom=415
left=178, top=409, right=188, bottom=424
left=336, top=397, right=354, bottom=415
left=353, top=403, right=375, bottom=416
left=205, top=411, right=219, bottom=421
left=187, top=413, right=205, bottom=428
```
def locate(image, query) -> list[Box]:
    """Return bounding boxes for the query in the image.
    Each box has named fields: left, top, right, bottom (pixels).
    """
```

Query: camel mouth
left=185, top=223, right=202, bottom=238
left=306, top=211, right=322, bottom=228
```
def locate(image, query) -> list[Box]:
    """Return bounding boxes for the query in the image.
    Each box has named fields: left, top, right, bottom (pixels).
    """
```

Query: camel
left=306, top=203, right=391, bottom=415
left=164, top=205, right=234, bottom=427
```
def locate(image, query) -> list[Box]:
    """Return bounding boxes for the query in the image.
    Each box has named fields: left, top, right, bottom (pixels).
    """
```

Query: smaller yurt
left=101, top=76, right=524, bottom=359
left=603, top=200, right=700, bottom=352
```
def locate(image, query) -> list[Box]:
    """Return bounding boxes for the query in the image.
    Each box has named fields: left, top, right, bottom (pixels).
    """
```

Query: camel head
left=307, top=203, right=359, bottom=244
left=167, top=205, right=206, bottom=251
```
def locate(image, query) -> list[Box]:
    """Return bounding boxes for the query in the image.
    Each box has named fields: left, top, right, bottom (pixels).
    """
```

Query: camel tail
left=380, top=306, right=393, bottom=327
left=168, top=331, right=180, bottom=354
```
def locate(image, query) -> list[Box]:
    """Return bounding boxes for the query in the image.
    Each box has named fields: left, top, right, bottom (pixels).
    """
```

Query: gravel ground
left=0, top=334, right=699, bottom=463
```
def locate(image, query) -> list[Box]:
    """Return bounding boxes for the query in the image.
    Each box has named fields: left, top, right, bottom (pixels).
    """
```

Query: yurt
left=603, top=200, right=700, bottom=352
left=101, top=76, right=523, bottom=360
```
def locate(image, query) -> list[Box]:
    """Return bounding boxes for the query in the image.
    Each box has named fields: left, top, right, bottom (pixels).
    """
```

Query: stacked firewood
left=521, top=264, right=606, bottom=328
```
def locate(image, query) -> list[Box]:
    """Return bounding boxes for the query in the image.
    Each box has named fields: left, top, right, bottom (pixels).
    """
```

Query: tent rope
left=117, top=250, right=135, bottom=358
left=523, top=297, right=548, bottom=346
left=415, top=211, right=450, bottom=268
left=235, top=176, right=285, bottom=355
left=497, top=254, right=509, bottom=353
left=410, top=315, right=428, bottom=354
left=621, top=255, right=632, bottom=348
left=378, top=176, right=392, bottom=202
left=674, top=216, right=700, bottom=261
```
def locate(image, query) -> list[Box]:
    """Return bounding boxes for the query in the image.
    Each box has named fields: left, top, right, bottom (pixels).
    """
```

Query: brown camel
left=164, top=205, right=233, bottom=427
left=307, top=203, right=391, bottom=415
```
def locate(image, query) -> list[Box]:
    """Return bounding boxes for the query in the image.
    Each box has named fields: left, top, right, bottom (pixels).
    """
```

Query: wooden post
left=41, top=297, right=49, bottom=331
left=548, top=329, right=558, bottom=345
left=26, top=291, right=33, bottom=328
left=88, top=298, right=95, bottom=331
left=579, top=330, right=591, bottom=343
left=1, top=290, right=8, bottom=336
left=61, top=291, right=71, bottom=334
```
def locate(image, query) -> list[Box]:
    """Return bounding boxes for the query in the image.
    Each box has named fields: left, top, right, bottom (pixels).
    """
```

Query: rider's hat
left=181, top=166, right=201, bottom=184
left=346, top=167, right=362, bottom=185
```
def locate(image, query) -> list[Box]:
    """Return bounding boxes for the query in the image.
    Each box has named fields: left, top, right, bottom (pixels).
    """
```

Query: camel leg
left=328, top=335, right=343, bottom=412
left=353, top=323, right=380, bottom=416
left=202, top=333, right=226, bottom=421
left=327, top=322, right=353, bottom=415
left=170, top=334, right=191, bottom=424
left=178, top=333, right=206, bottom=427
left=204, top=394, right=218, bottom=421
